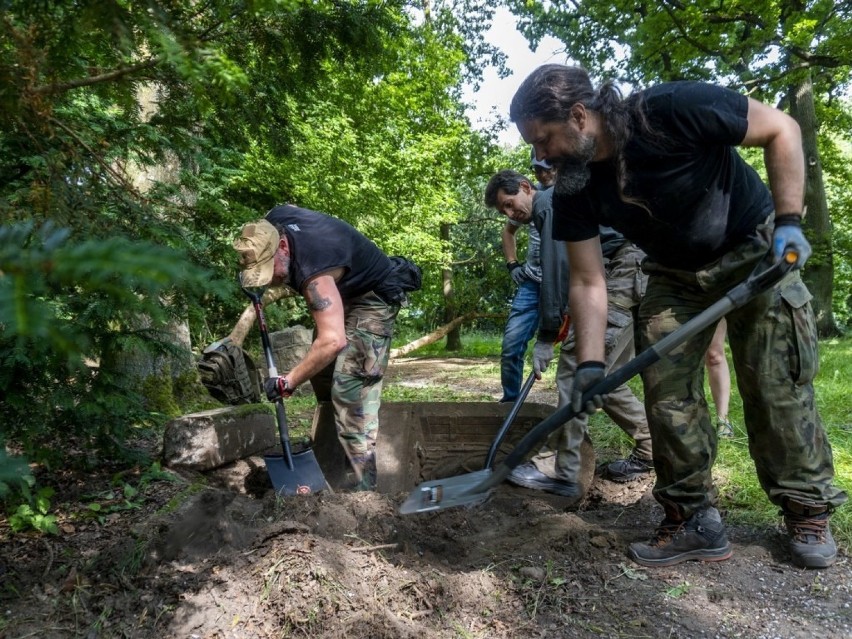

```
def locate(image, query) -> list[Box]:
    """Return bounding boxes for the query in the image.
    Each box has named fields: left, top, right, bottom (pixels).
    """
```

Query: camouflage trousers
left=532, top=243, right=652, bottom=482
left=310, top=291, right=399, bottom=485
left=639, top=221, right=846, bottom=520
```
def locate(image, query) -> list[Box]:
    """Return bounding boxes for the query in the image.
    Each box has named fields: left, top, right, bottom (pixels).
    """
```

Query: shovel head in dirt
left=264, top=449, right=328, bottom=496
left=399, top=251, right=799, bottom=515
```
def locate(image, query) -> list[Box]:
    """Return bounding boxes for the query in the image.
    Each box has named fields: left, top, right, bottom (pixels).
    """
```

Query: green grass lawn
left=389, top=329, right=852, bottom=553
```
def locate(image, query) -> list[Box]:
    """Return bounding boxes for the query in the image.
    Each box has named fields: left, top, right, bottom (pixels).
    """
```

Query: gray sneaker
left=606, top=453, right=653, bottom=482
left=506, top=462, right=581, bottom=498
left=628, top=507, right=733, bottom=567
left=784, top=505, right=836, bottom=569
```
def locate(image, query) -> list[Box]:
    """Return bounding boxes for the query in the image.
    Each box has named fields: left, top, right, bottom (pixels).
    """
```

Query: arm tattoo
left=305, top=282, right=333, bottom=312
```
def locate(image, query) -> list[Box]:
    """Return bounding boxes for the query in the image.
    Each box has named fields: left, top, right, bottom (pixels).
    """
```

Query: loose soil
left=2, top=356, right=850, bottom=638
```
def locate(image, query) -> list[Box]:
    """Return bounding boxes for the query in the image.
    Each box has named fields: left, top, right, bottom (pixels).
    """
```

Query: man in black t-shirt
left=233, top=205, right=405, bottom=491
left=509, top=64, right=846, bottom=570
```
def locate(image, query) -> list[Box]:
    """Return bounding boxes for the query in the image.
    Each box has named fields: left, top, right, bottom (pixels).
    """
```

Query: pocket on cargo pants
left=338, top=316, right=395, bottom=380
left=779, top=279, right=818, bottom=385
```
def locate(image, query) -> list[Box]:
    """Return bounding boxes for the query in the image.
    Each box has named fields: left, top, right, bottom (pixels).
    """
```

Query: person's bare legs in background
left=705, top=318, right=734, bottom=438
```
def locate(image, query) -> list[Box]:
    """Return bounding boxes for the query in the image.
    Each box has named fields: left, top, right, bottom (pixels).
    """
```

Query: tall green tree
left=509, top=0, right=852, bottom=334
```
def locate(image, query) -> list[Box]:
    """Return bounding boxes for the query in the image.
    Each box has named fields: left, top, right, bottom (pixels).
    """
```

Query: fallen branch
left=389, top=312, right=503, bottom=359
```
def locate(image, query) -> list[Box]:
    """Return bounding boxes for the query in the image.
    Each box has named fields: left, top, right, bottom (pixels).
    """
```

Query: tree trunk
left=441, top=222, right=463, bottom=351
left=788, top=75, right=838, bottom=336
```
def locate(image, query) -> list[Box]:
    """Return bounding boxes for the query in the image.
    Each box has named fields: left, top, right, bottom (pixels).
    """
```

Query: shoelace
left=650, top=520, right=685, bottom=547
left=787, top=515, right=828, bottom=543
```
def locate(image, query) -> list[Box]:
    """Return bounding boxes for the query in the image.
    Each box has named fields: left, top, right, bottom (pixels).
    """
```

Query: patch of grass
left=396, top=330, right=505, bottom=358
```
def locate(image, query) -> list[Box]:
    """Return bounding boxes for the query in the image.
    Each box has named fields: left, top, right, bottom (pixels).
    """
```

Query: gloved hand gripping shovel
left=400, top=251, right=798, bottom=515
left=240, top=276, right=329, bottom=496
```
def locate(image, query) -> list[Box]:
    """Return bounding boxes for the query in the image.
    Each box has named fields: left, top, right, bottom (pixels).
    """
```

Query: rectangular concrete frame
left=311, top=401, right=595, bottom=494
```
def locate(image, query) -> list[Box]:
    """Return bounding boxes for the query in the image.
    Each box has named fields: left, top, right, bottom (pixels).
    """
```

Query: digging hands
left=264, top=376, right=294, bottom=401
left=571, top=361, right=606, bottom=417
left=772, top=214, right=810, bottom=268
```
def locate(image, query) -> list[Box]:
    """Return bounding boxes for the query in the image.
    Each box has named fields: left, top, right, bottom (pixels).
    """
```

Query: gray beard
left=554, top=161, right=592, bottom=196
left=552, top=134, right=596, bottom=197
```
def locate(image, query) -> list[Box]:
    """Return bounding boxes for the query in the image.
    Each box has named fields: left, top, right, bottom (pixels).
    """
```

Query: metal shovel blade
left=264, top=448, right=328, bottom=496
left=398, top=468, right=494, bottom=514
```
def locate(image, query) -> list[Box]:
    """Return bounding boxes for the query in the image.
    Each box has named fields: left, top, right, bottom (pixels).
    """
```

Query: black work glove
left=772, top=214, right=811, bottom=268
left=571, top=361, right=606, bottom=417
left=264, top=376, right=293, bottom=401
left=507, top=261, right=526, bottom=286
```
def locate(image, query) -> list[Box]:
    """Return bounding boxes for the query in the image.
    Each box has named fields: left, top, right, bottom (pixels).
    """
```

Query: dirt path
left=1, top=357, right=850, bottom=638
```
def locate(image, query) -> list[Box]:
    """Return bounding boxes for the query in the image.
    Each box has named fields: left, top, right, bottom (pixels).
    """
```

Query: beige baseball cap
left=233, top=219, right=279, bottom=287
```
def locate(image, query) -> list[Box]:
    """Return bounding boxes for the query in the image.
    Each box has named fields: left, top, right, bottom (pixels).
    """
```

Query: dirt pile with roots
left=1, top=357, right=850, bottom=638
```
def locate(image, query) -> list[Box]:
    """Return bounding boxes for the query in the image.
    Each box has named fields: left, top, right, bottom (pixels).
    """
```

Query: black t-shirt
left=552, top=82, right=774, bottom=270
left=265, top=205, right=394, bottom=299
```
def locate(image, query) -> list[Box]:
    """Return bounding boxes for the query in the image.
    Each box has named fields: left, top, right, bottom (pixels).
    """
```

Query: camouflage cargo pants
left=532, top=243, right=652, bottom=482
left=639, top=222, right=846, bottom=520
left=310, top=291, right=399, bottom=484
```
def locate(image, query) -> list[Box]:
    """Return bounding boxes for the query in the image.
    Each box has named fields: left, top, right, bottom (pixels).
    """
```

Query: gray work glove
left=532, top=340, right=555, bottom=378
left=772, top=214, right=811, bottom=268
left=571, top=361, right=606, bottom=417
left=507, top=261, right=527, bottom=286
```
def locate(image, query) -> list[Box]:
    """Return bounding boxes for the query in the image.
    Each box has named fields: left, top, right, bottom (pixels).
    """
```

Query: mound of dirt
left=1, top=357, right=850, bottom=638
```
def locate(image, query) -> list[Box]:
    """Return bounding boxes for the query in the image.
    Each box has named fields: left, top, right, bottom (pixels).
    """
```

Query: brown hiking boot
left=784, top=501, right=836, bottom=569
left=628, top=507, right=733, bottom=567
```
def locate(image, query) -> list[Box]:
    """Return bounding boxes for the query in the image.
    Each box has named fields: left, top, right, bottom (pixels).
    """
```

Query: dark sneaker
left=628, top=507, right=733, bottom=567
left=717, top=419, right=735, bottom=438
left=506, top=462, right=581, bottom=497
left=606, top=453, right=653, bottom=482
left=784, top=505, right=836, bottom=569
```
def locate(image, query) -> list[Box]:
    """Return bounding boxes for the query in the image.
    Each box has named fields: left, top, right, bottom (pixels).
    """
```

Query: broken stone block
left=162, top=405, right=279, bottom=471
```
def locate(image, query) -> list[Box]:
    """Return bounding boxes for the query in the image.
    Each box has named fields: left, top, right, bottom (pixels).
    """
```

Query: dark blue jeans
left=500, top=279, right=540, bottom=402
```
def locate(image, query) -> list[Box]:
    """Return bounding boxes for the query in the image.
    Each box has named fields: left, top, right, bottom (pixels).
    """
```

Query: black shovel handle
left=240, top=277, right=295, bottom=470
left=484, top=371, right=537, bottom=470
left=475, top=250, right=798, bottom=493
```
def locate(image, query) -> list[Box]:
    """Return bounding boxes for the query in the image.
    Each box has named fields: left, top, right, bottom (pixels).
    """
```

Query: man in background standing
left=497, top=152, right=555, bottom=403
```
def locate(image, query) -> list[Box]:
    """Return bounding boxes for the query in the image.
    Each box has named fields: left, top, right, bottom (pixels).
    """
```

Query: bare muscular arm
left=285, top=271, right=347, bottom=388
left=741, top=97, right=805, bottom=216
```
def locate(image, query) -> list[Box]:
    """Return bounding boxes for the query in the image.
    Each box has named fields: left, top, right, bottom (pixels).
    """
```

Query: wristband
left=774, top=213, right=802, bottom=227
left=577, top=360, right=605, bottom=371
left=506, top=261, right=521, bottom=272
left=277, top=376, right=294, bottom=398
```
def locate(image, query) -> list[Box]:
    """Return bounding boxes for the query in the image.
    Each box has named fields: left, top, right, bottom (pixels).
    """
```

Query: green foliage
left=7, top=482, right=59, bottom=535
left=0, top=221, right=219, bottom=459
left=0, top=449, right=33, bottom=500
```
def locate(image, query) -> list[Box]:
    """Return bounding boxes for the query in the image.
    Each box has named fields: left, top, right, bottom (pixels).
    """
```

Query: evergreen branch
left=30, top=59, right=161, bottom=96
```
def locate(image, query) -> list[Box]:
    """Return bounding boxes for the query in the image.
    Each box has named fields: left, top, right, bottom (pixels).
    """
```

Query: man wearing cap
left=498, top=150, right=556, bottom=404
left=233, top=204, right=406, bottom=491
